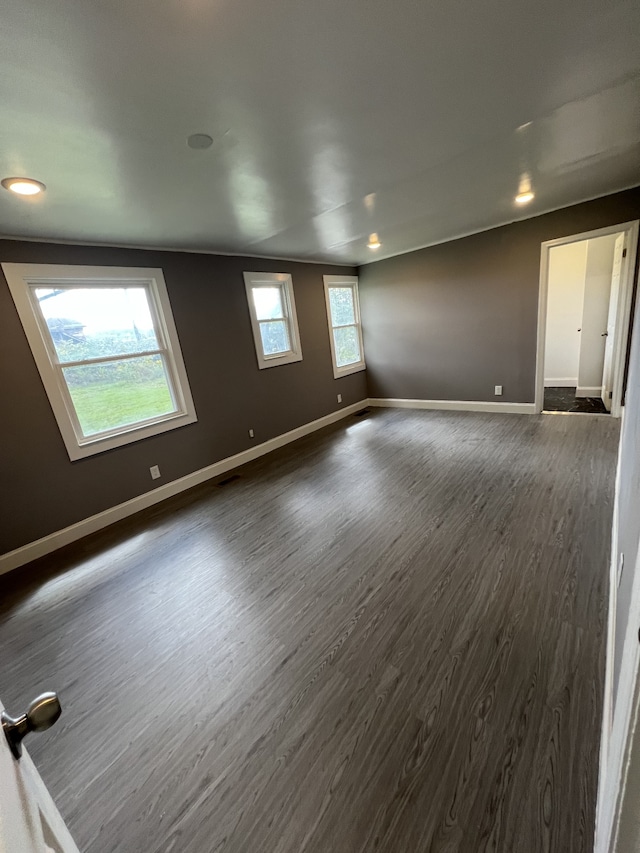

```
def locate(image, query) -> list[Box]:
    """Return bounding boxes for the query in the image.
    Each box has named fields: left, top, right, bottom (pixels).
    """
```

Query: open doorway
left=535, top=220, right=639, bottom=417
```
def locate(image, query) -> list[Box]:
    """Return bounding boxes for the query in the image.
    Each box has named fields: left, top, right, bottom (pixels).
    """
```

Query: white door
left=601, top=233, right=625, bottom=412
left=0, top=695, right=79, bottom=853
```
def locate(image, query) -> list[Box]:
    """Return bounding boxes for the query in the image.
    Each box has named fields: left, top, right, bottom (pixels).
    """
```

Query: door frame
left=535, top=219, right=639, bottom=416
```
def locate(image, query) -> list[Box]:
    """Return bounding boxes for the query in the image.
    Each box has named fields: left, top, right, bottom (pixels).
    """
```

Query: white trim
left=541, top=410, right=611, bottom=418
left=1, top=263, right=198, bottom=460
left=535, top=220, right=639, bottom=418
left=243, top=271, right=303, bottom=369
left=544, top=378, right=578, bottom=387
left=576, top=386, right=603, bottom=397
left=367, top=398, right=536, bottom=414
left=595, top=548, right=640, bottom=853
left=596, top=406, right=624, bottom=851
left=323, top=275, right=367, bottom=379
left=0, top=400, right=368, bottom=576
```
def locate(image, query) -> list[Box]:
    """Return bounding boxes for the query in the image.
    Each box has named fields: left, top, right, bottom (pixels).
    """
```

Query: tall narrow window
left=2, top=263, right=197, bottom=460
left=243, top=272, right=302, bottom=369
left=323, top=275, right=366, bottom=378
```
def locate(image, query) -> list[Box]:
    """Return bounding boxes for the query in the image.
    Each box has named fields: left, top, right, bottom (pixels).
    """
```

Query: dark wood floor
left=543, top=386, right=608, bottom=414
left=0, top=409, right=620, bottom=852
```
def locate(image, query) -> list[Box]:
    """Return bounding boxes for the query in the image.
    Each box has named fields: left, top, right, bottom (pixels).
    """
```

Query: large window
left=323, top=275, right=366, bottom=378
left=3, top=263, right=197, bottom=460
left=243, top=272, right=302, bottom=369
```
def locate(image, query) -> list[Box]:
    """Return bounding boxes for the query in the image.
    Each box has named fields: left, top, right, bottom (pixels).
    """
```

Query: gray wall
left=0, top=241, right=365, bottom=554
left=2, top=187, right=639, bottom=558
left=359, top=187, right=640, bottom=403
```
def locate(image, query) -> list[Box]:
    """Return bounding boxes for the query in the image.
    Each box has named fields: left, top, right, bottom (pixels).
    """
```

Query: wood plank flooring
left=0, top=409, right=620, bottom=852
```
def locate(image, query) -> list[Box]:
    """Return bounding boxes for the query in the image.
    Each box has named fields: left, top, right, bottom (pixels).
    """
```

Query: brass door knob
left=1, top=692, right=62, bottom=759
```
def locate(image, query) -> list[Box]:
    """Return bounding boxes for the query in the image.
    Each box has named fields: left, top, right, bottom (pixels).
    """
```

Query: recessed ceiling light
left=367, top=232, right=381, bottom=249
left=515, top=191, right=535, bottom=204
left=1, top=177, right=46, bottom=196
left=515, top=173, right=534, bottom=205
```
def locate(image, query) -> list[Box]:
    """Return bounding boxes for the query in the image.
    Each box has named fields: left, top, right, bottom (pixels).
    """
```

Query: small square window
left=323, top=275, right=366, bottom=378
left=243, top=272, right=302, bottom=369
left=2, top=263, right=197, bottom=460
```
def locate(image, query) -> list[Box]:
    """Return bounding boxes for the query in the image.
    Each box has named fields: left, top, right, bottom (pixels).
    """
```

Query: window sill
left=69, top=410, right=198, bottom=461
left=257, top=351, right=303, bottom=370
left=333, top=362, right=366, bottom=379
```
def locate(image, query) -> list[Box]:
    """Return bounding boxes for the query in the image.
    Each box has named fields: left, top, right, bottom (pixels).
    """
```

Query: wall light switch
left=337, top=394, right=342, bottom=403
left=150, top=465, right=161, bottom=480
left=248, top=428, right=255, bottom=438
left=494, top=385, right=503, bottom=396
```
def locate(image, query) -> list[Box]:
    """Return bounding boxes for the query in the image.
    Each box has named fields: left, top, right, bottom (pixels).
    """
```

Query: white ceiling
left=1, top=0, right=639, bottom=265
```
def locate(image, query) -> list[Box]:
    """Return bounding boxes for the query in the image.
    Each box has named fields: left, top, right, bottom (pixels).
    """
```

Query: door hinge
left=609, top=391, right=613, bottom=399
left=623, top=247, right=627, bottom=258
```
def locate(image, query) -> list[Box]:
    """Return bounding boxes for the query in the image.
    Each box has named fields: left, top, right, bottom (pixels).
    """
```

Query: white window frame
left=243, top=272, right=302, bottom=369
left=2, top=263, right=197, bottom=461
left=323, top=274, right=366, bottom=378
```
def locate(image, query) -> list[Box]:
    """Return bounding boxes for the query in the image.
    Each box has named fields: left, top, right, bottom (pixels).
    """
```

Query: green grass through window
left=68, top=378, right=175, bottom=436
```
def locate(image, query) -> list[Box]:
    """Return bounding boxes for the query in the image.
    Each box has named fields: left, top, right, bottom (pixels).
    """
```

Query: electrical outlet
left=248, top=428, right=254, bottom=438
left=150, top=465, right=161, bottom=480
left=494, top=385, right=503, bottom=396
left=337, top=394, right=342, bottom=404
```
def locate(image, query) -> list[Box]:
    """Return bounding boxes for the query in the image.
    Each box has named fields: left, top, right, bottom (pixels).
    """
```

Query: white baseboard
left=544, top=378, right=578, bottom=388
left=577, top=386, right=602, bottom=397
left=367, top=398, right=536, bottom=415
left=0, top=400, right=368, bottom=576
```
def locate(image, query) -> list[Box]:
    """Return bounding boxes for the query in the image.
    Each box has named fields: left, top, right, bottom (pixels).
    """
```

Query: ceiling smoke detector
left=187, top=134, right=214, bottom=150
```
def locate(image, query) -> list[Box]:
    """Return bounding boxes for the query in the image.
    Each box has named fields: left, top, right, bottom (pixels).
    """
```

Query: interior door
left=0, top=695, right=79, bottom=853
left=601, top=232, right=625, bottom=412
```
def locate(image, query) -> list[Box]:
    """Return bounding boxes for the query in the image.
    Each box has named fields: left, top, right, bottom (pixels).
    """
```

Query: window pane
left=328, top=287, right=355, bottom=327
left=259, top=320, right=291, bottom=355
left=62, top=355, right=176, bottom=436
left=35, top=287, right=160, bottom=363
left=252, top=286, right=284, bottom=321
left=333, top=325, right=361, bottom=367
